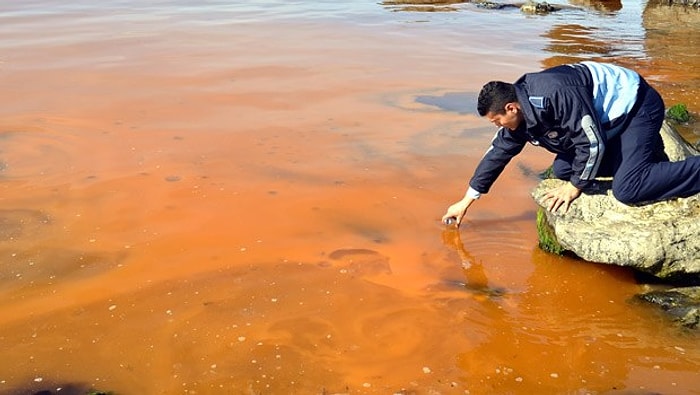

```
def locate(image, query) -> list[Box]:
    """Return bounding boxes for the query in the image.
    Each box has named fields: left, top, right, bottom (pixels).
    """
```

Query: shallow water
left=0, top=1, right=698, bottom=394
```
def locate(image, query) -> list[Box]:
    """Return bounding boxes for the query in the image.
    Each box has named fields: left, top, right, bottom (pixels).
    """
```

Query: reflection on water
left=642, top=1, right=700, bottom=113
left=384, top=0, right=699, bottom=124
left=1, top=1, right=699, bottom=394
left=570, top=0, right=623, bottom=12
left=543, top=24, right=615, bottom=63
left=381, top=0, right=467, bottom=12
left=440, top=228, right=503, bottom=296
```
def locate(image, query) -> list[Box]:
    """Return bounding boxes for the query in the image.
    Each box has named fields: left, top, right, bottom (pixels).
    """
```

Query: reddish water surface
left=0, top=1, right=698, bottom=394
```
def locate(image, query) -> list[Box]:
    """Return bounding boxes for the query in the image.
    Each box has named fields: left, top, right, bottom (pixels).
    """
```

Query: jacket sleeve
left=468, top=127, right=528, bottom=194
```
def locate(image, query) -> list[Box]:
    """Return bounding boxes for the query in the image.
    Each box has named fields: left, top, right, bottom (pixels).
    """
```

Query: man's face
left=485, top=102, right=523, bottom=131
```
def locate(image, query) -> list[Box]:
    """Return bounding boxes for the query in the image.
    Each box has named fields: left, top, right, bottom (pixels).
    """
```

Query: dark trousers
left=553, top=80, right=700, bottom=204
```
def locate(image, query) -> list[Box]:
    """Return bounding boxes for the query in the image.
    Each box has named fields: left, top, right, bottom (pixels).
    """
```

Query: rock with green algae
left=531, top=120, right=700, bottom=282
left=533, top=121, right=700, bottom=329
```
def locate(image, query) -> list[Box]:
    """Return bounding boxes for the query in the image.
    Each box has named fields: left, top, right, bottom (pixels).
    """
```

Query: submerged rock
left=532, top=121, right=700, bottom=282
left=475, top=1, right=561, bottom=12
left=475, top=1, right=519, bottom=9
left=649, top=0, right=700, bottom=6
left=519, top=0, right=560, bottom=13
left=636, top=286, right=700, bottom=329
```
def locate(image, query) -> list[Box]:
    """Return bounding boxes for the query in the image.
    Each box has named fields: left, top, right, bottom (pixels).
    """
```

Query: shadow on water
left=415, top=91, right=478, bottom=115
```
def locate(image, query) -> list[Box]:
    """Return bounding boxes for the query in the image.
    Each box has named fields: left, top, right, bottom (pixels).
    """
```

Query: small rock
left=636, top=286, right=700, bottom=329
left=520, top=0, right=560, bottom=13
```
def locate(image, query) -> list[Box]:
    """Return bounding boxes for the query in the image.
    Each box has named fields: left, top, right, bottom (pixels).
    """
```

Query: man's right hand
left=442, top=196, right=476, bottom=228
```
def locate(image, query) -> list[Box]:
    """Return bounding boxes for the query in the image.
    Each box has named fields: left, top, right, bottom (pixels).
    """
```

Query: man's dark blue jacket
left=469, top=62, right=640, bottom=195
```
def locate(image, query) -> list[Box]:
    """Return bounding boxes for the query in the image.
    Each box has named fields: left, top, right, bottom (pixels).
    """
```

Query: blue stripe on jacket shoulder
left=528, top=96, right=547, bottom=109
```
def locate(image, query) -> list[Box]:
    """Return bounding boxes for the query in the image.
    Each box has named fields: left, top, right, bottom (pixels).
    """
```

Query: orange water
left=0, top=2, right=698, bottom=394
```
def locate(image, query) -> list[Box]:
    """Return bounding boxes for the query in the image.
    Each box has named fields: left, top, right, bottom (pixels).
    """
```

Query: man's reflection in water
left=441, top=227, right=504, bottom=297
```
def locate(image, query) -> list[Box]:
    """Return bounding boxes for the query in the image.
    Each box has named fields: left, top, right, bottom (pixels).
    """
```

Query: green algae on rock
left=666, top=103, right=691, bottom=123
left=536, top=207, right=564, bottom=255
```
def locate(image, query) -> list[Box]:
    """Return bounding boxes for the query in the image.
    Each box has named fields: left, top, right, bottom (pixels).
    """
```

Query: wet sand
left=0, top=2, right=699, bottom=394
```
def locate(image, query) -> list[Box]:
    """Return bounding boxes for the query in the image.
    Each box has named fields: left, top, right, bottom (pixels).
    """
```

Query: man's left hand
left=543, top=182, right=581, bottom=213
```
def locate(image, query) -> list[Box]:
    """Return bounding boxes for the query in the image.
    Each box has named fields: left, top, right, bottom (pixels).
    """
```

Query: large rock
left=532, top=120, right=700, bottom=281
left=648, top=0, right=699, bottom=6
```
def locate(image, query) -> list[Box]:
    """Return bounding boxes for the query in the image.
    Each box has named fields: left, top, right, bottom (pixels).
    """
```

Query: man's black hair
left=477, top=81, right=517, bottom=116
